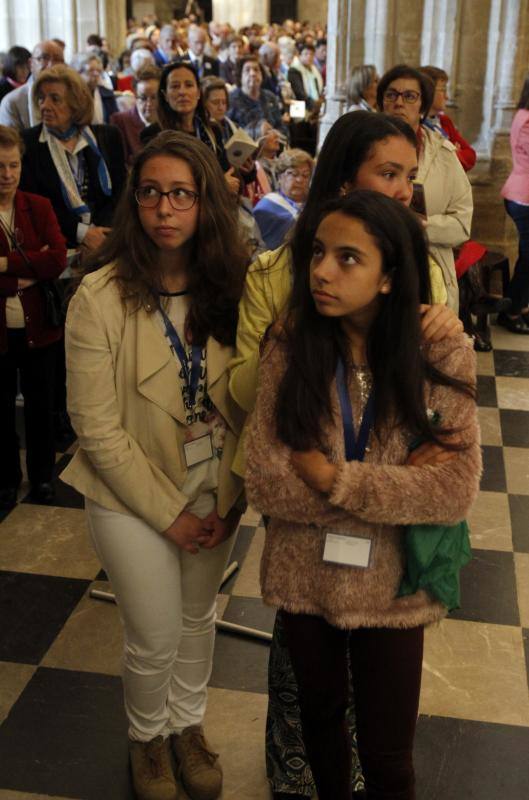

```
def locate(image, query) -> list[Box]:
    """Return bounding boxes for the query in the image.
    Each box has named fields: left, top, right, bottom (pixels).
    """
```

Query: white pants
left=85, top=497, right=234, bottom=742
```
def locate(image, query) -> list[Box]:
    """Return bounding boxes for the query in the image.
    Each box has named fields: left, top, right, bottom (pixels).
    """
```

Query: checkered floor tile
left=1, top=325, right=528, bottom=799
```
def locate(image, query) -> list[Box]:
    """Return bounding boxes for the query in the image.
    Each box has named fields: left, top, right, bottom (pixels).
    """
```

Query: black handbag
left=11, top=237, right=66, bottom=328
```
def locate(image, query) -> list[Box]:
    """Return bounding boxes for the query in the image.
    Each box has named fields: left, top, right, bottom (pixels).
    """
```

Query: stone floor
left=0, top=323, right=528, bottom=799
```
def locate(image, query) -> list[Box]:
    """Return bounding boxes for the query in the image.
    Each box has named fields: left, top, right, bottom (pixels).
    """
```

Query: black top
left=20, top=123, right=127, bottom=249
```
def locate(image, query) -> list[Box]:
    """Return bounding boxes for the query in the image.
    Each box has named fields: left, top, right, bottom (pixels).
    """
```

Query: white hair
left=130, top=48, right=154, bottom=73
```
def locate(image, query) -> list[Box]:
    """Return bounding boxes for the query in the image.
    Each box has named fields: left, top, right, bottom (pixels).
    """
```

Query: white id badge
left=323, top=532, right=372, bottom=568
left=183, top=433, right=214, bottom=467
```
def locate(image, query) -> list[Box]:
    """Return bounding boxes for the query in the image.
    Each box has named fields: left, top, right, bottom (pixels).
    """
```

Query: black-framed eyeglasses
left=383, top=89, right=421, bottom=104
left=135, top=186, right=199, bottom=211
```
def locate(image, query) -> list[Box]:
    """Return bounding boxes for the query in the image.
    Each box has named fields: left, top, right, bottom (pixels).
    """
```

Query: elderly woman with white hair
left=253, top=148, right=314, bottom=249
left=346, top=64, right=379, bottom=112
left=74, top=52, right=118, bottom=124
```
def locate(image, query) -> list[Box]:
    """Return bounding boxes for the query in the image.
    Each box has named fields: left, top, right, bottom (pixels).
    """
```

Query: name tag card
left=184, top=433, right=213, bottom=467
left=290, top=100, right=307, bottom=119
left=323, top=532, right=372, bottom=568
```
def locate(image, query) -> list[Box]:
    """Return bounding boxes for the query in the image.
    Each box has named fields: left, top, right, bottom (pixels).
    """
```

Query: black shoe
left=473, top=333, right=493, bottom=352
left=29, top=482, right=55, bottom=504
left=0, top=487, right=18, bottom=510
left=496, top=313, right=529, bottom=334
left=470, top=296, right=512, bottom=316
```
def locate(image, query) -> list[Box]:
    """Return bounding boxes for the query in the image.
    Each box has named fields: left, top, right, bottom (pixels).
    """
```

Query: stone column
left=475, top=0, right=529, bottom=157
left=100, top=0, right=128, bottom=58
left=363, top=0, right=393, bottom=75
left=318, top=0, right=357, bottom=146
left=470, top=0, right=529, bottom=253
left=212, top=0, right=270, bottom=27
left=0, top=0, right=126, bottom=61
left=0, top=0, right=43, bottom=52
left=420, top=0, right=460, bottom=74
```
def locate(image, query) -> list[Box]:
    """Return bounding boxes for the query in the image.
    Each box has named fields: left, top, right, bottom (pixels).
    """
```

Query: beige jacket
left=418, top=126, right=473, bottom=312
left=61, top=263, right=245, bottom=532
left=245, top=334, right=481, bottom=630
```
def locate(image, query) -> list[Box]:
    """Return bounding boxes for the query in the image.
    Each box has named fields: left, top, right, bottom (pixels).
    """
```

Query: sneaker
left=172, top=725, right=222, bottom=800
left=129, top=736, right=179, bottom=800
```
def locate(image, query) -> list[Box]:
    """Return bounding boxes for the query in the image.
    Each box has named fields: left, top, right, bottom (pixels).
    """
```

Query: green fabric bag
left=397, top=520, right=472, bottom=611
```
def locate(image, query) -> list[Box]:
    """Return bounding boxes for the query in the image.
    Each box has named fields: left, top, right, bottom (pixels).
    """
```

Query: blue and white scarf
left=40, top=124, right=112, bottom=223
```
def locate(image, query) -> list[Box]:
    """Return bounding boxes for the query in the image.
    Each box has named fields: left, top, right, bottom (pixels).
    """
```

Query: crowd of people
left=0, top=10, right=526, bottom=800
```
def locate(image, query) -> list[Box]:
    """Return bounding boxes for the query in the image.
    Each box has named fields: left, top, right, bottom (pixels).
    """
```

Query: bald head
left=31, top=40, right=64, bottom=75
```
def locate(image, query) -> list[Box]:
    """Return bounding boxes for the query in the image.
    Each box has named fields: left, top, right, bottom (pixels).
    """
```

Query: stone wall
left=297, top=0, right=328, bottom=23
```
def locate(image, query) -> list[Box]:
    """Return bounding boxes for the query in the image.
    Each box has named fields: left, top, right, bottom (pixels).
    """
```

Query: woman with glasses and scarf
left=378, top=64, right=473, bottom=313
left=0, top=125, right=66, bottom=510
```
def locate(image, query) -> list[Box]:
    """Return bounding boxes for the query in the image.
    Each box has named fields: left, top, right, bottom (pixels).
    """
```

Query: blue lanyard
left=336, top=357, right=374, bottom=462
left=158, top=305, right=202, bottom=406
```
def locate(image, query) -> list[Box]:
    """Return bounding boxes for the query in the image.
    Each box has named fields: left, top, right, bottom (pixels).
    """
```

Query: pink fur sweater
left=245, top=333, right=481, bottom=630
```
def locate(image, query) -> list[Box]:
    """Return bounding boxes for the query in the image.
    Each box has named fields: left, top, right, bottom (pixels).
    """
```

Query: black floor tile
left=21, top=453, right=84, bottom=510
left=0, top=667, right=133, bottom=800
left=210, top=596, right=273, bottom=694
left=450, top=549, right=519, bottom=626
left=493, top=349, right=529, bottom=378
left=0, top=506, right=13, bottom=523
left=96, top=568, right=108, bottom=581
left=480, top=445, right=507, bottom=492
left=222, top=594, right=277, bottom=634
left=499, top=409, right=529, bottom=447
left=221, top=524, right=258, bottom=594
left=476, top=375, right=497, bottom=407
left=0, top=571, right=90, bottom=664
left=415, top=715, right=529, bottom=800
left=509, top=494, right=529, bottom=552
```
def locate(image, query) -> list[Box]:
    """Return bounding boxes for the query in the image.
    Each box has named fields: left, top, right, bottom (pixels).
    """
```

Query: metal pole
left=89, top=561, right=273, bottom=642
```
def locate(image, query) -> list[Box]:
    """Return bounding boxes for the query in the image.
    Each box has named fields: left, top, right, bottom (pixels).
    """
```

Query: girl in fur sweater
left=245, top=190, right=481, bottom=800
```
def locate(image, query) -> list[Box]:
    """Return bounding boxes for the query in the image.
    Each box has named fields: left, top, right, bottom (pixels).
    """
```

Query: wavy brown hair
left=84, top=130, right=248, bottom=346
left=33, top=64, right=94, bottom=127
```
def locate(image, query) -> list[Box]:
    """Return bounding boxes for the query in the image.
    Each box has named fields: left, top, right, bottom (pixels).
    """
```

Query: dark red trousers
left=282, top=612, right=424, bottom=800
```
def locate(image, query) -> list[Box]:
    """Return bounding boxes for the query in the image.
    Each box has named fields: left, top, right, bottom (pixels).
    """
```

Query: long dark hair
left=157, top=60, right=208, bottom=130
left=517, top=74, right=529, bottom=109
left=84, top=131, right=247, bottom=347
left=289, top=111, right=417, bottom=283
left=276, top=191, right=474, bottom=450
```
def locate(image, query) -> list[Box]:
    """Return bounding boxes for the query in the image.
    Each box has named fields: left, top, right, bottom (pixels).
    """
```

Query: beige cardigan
left=245, top=333, right=481, bottom=630
left=61, top=263, right=245, bottom=532
left=419, top=126, right=473, bottom=312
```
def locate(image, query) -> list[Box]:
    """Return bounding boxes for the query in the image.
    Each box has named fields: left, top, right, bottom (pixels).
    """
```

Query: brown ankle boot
left=129, top=736, right=178, bottom=800
left=172, top=725, right=222, bottom=800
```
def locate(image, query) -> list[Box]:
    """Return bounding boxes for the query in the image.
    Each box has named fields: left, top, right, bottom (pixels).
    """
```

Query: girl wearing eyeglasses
left=378, top=64, right=473, bottom=313
left=61, top=131, right=248, bottom=800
